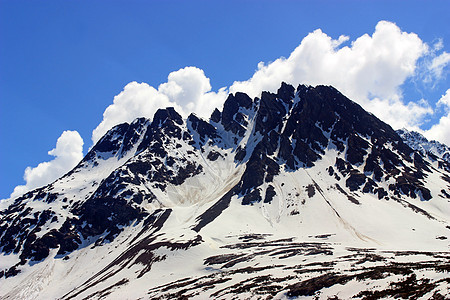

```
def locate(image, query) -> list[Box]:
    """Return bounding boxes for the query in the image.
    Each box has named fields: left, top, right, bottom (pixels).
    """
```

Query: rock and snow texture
left=397, top=128, right=450, bottom=163
left=1, top=83, right=449, bottom=299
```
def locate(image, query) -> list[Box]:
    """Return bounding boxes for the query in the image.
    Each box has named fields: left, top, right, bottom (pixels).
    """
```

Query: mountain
left=1, top=83, right=449, bottom=299
left=397, top=128, right=450, bottom=163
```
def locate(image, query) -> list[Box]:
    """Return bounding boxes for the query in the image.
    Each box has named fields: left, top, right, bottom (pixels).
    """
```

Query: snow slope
left=1, top=83, right=449, bottom=299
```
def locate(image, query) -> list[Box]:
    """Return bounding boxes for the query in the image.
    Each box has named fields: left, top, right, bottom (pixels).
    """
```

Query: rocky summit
left=1, top=83, right=449, bottom=299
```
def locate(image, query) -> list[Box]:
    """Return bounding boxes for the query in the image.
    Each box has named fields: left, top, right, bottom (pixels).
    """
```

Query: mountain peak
left=1, top=82, right=449, bottom=299
left=152, top=107, right=183, bottom=127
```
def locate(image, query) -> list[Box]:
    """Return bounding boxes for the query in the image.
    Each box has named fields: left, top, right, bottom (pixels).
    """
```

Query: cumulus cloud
left=92, top=82, right=180, bottom=144
left=92, top=67, right=228, bottom=144
left=364, top=98, right=433, bottom=130
left=10, top=131, right=84, bottom=198
left=229, top=21, right=431, bottom=128
left=158, top=67, right=229, bottom=122
left=425, top=89, right=450, bottom=145
left=425, top=115, right=450, bottom=146
left=159, top=67, right=212, bottom=112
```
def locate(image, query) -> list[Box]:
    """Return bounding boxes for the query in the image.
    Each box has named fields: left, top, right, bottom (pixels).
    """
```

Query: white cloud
left=158, top=67, right=229, bottom=121
left=10, top=131, right=84, bottom=198
left=92, top=82, right=179, bottom=144
left=425, top=115, right=450, bottom=146
left=420, top=38, right=450, bottom=85
left=229, top=21, right=431, bottom=128
left=364, top=98, right=433, bottom=130
left=428, top=51, right=450, bottom=80
left=92, top=67, right=229, bottom=144
left=433, top=39, right=444, bottom=52
left=425, top=89, right=450, bottom=145
left=437, top=89, right=450, bottom=109
left=159, top=67, right=212, bottom=112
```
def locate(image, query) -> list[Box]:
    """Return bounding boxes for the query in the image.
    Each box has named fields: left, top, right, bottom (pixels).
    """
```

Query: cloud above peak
left=10, top=130, right=84, bottom=199
left=158, top=67, right=211, bottom=111
left=92, top=67, right=228, bottom=144
left=91, top=81, right=179, bottom=144
left=230, top=21, right=431, bottom=128
left=232, top=21, right=427, bottom=97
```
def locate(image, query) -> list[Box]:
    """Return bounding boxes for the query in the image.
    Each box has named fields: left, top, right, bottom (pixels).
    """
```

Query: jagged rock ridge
left=397, top=128, right=450, bottom=163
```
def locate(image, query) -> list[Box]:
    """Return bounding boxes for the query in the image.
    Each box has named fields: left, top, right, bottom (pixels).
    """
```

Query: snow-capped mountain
left=397, top=128, right=450, bottom=163
left=1, top=83, right=449, bottom=299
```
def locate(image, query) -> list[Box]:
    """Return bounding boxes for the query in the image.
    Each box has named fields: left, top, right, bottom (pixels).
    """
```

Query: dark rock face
left=264, top=185, right=276, bottom=203
left=137, top=107, right=184, bottom=154
left=210, top=108, right=221, bottom=123
left=220, top=92, right=253, bottom=137
left=346, top=171, right=367, bottom=192
left=80, top=117, right=149, bottom=167
left=238, top=143, right=280, bottom=204
left=120, top=118, right=150, bottom=157
left=153, top=107, right=183, bottom=127
left=188, top=114, right=219, bottom=145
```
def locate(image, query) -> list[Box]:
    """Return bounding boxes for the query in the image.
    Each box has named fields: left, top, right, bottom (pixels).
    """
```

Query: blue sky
left=1, top=0, right=449, bottom=199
